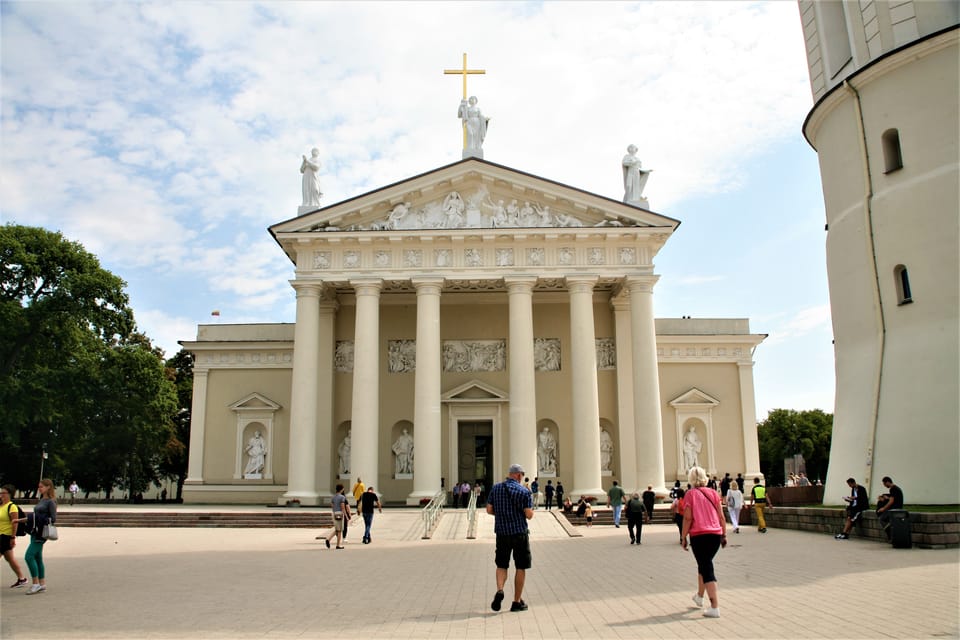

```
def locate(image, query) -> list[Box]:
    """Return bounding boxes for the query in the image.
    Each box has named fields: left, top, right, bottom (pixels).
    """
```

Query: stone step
left=54, top=511, right=335, bottom=529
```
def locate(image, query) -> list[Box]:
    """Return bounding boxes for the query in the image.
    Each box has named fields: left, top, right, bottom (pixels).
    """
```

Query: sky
left=0, top=1, right=834, bottom=419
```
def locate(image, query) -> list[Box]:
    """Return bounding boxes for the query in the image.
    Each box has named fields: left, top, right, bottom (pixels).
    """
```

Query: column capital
left=350, top=278, right=383, bottom=297
left=290, top=281, right=324, bottom=298
left=565, top=275, right=598, bottom=293
left=412, top=277, right=444, bottom=295
left=624, top=275, right=660, bottom=294
left=503, top=276, right=537, bottom=293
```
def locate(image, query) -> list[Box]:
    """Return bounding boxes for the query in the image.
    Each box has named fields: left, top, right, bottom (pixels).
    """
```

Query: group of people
left=836, top=476, right=903, bottom=541
left=1, top=479, right=58, bottom=595
left=318, top=477, right=384, bottom=549
left=451, top=480, right=482, bottom=507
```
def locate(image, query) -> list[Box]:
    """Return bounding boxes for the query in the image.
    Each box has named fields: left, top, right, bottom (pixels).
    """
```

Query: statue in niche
left=338, top=429, right=352, bottom=476
left=622, top=144, right=651, bottom=205
left=599, top=427, right=614, bottom=471
left=457, top=95, right=489, bottom=157
left=300, top=148, right=322, bottom=207
left=392, top=428, right=415, bottom=476
left=537, top=427, right=557, bottom=475
left=683, top=425, right=702, bottom=471
left=243, top=430, right=267, bottom=476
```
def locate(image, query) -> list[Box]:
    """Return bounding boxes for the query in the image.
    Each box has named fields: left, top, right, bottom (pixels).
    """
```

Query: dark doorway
left=458, top=421, right=493, bottom=501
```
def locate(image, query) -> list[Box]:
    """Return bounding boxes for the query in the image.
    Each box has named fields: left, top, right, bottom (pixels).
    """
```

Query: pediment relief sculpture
left=317, top=185, right=639, bottom=232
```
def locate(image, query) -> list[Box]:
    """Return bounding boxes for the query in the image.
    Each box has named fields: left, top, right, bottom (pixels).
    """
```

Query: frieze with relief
left=318, top=185, right=638, bottom=232
left=442, top=340, right=505, bottom=372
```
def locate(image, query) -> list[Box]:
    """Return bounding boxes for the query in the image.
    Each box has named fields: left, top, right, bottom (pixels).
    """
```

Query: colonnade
left=279, top=275, right=666, bottom=505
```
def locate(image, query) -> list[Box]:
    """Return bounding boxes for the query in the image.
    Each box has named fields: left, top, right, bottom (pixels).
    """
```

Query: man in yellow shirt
left=749, top=478, right=768, bottom=533
left=1, top=485, right=28, bottom=587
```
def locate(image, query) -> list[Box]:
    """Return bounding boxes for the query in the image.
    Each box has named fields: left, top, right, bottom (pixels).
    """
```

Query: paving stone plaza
left=1, top=507, right=957, bottom=639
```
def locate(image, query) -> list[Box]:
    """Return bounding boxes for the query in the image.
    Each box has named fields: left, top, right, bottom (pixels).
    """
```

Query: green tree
left=0, top=224, right=177, bottom=497
left=757, top=409, right=833, bottom=486
left=160, top=349, right=193, bottom=501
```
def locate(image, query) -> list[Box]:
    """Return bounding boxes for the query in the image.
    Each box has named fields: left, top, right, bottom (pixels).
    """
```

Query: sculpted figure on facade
left=596, top=338, right=616, bottom=370
left=442, top=192, right=466, bottom=228
left=338, top=429, right=352, bottom=476
left=391, top=428, right=414, bottom=476
left=458, top=95, right=489, bottom=158
left=243, top=430, right=267, bottom=476
left=622, top=144, right=651, bottom=205
left=534, top=338, right=561, bottom=371
left=300, top=148, right=322, bottom=208
left=538, top=427, right=557, bottom=475
left=388, top=340, right=416, bottom=373
left=683, top=425, right=702, bottom=471
left=334, top=341, right=354, bottom=373
left=599, top=427, right=614, bottom=471
left=387, top=202, right=412, bottom=229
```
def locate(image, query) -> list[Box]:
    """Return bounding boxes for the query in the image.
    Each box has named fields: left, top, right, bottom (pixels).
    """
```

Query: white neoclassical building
left=798, top=1, right=959, bottom=504
left=181, top=157, right=766, bottom=505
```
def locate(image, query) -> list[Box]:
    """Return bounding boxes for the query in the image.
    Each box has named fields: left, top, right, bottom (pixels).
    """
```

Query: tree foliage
left=0, top=224, right=178, bottom=498
left=757, top=408, right=833, bottom=486
left=160, top=349, right=193, bottom=500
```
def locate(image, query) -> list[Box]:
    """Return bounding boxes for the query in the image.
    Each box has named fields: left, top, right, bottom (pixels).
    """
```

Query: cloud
left=763, top=304, right=833, bottom=346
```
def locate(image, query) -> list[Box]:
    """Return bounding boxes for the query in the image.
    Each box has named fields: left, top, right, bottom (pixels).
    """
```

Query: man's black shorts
left=495, top=533, right=531, bottom=570
left=0, top=534, right=13, bottom=554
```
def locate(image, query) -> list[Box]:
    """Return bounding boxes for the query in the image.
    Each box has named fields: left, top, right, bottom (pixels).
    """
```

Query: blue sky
left=0, top=1, right=834, bottom=418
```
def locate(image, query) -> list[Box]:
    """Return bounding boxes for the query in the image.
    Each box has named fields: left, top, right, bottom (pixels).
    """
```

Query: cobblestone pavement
left=1, top=507, right=957, bottom=639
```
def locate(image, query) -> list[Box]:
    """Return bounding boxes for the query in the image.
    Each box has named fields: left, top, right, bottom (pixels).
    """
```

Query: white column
left=350, top=278, right=382, bottom=489
left=567, top=276, right=604, bottom=500
left=505, top=277, right=538, bottom=477
left=627, top=276, right=667, bottom=494
left=314, top=296, right=338, bottom=500
left=611, top=294, right=638, bottom=493
left=281, top=282, right=322, bottom=505
left=409, top=277, right=444, bottom=504
left=738, top=361, right=764, bottom=480
left=184, top=368, right=208, bottom=484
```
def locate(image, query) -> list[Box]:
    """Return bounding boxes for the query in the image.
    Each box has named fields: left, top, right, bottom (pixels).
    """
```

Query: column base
left=571, top=487, right=607, bottom=504
left=406, top=490, right=441, bottom=506
left=278, top=491, right=323, bottom=507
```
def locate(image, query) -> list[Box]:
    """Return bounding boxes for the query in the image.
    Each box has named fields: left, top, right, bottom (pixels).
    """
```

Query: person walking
left=726, top=481, right=744, bottom=533
left=486, top=463, right=534, bottom=613
left=671, top=488, right=686, bottom=543
left=544, top=481, right=555, bottom=511
left=359, top=486, right=382, bottom=544
left=1, top=485, right=27, bottom=588
left=682, top=466, right=727, bottom=618
left=642, top=485, right=656, bottom=523
left=530, top=478, right=540, bottom=510
left=321, top=484, right=351, bottom=550
left=749, top=477, right=768, bottom=533
left=24, top=478, right=57, bottom=595
left=608, top=481, right=625, bottom=528
left=555, top=481, right=565, bottom=509
left=625, top=492, right=646, bottom=545
left=68, top=481, right=79, bottom=506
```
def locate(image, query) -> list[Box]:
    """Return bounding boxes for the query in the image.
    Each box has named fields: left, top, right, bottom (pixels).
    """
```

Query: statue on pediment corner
left=300, top=148, right=322, bottom=208
left=622, top=144, right=651, bottom=206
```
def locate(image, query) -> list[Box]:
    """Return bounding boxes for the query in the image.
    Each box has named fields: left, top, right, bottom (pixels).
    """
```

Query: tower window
left=894, top=265, right=912, bottom=305
left=882, top=129, right=903, bottom=173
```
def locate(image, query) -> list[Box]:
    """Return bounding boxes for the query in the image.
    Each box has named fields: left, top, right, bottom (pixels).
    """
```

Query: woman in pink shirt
left=681, top=466, right=727, bottom=619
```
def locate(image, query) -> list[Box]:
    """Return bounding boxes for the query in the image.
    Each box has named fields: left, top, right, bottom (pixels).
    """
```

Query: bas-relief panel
left=388, top=340, right=416, bottom=373
left=442, top=340, right=505, bottom=372
left=335, top=341, right=354, bottom=373
left=534, top=338, right=561, bottom=371
left=317, top=185, right=641, bottom=232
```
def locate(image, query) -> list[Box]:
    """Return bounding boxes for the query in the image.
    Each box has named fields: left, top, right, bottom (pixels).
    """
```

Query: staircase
left=55, top=510, right=332, bottom=529
left=559, top=507, right=675, bottom=527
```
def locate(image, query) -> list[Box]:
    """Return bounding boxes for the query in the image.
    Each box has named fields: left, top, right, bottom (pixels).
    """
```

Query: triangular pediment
left=441, top=379, right=509, bottom=402
left=271, top=158, right=679, bottom=237
left=228, top=392, right=282, bottom=411
left=669, top=387, right=720, bottom=407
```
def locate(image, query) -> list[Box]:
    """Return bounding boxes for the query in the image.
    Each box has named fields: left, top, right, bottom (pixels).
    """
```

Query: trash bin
left=887, top=510, right=911, bottom=548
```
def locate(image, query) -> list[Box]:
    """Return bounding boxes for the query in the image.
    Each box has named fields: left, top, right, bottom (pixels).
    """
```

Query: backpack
left=6, top=503, right=28, bottom=537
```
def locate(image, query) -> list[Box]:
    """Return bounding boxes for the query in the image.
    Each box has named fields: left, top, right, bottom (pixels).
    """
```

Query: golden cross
left=444, top=53, right=485, bottom=149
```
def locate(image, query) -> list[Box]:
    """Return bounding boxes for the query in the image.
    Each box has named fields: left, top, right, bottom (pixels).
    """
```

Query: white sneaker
left=703, top=607, right=720, bottom=618
left=692, top=594, right=703, bottom=608
left=26, top=584, right=44, bottom=595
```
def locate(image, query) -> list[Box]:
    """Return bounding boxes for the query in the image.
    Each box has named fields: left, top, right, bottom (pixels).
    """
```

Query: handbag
left=42, top=523, right=58, bottom=541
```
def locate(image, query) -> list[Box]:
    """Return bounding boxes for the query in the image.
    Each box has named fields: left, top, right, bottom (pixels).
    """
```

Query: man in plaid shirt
left=486, top=463, right=534, bottom=613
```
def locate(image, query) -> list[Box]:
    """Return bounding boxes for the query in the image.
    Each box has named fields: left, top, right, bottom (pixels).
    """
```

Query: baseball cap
left=508, top=463, right=525, bottom=474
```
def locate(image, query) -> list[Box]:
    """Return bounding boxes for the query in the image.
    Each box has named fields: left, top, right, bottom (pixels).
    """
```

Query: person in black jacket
left=835, top=477, right=869, bottom=540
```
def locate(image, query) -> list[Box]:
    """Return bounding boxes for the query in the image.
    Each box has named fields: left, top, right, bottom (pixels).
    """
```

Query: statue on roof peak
left=458, top=96, right=490, bottom=159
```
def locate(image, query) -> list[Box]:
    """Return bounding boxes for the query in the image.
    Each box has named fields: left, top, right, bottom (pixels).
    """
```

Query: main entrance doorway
left=457, top=421, right=493, bottom=501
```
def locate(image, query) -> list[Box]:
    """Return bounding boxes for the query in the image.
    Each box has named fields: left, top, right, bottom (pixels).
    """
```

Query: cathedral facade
left=181, top=158, right=765, bottom=505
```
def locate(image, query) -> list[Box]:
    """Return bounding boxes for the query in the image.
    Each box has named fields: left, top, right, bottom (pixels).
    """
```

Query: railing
left=421, top=490, right=446, bottom=539
left=466, top=490, right=479, bottom=539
